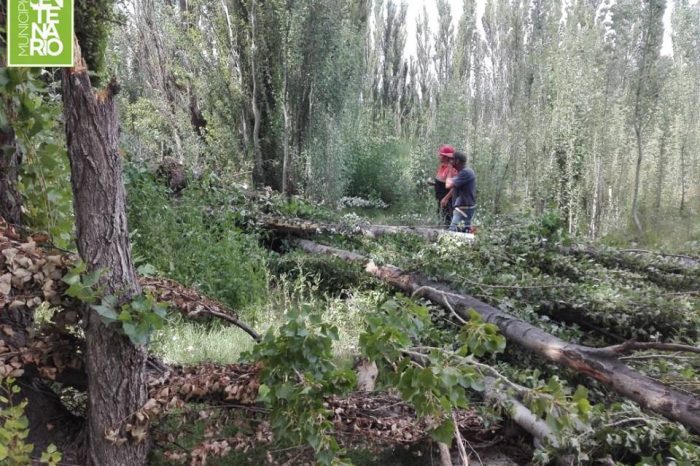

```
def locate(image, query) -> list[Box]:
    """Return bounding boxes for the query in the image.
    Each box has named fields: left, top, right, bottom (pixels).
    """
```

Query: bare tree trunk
left=281, top=1, right=293, bottom=196
left=63, top=40, right=149, bottom=466
left=679, top=139, right=687, bottom=214
left=654, top=122, right=668, bottom=216
left=249, top=0, right=264, bottom=186
left=0, top=127, right=22, bottom=225
left=0, top=38, right=22, bottom=225
left=220, top=0, right=250, bottom=159
left=261, top=215, right=444, bottom=240
left=589, top=151, right=601, bottom=239
left=631, top=123, right=644, bottom=234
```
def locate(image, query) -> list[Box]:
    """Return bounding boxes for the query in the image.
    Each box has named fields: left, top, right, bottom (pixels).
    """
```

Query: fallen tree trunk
left=294, top=239, right=700, bottom=434
left=261, top=215, right=444, bottom=241
left=265, top=217, right=698, bottom=283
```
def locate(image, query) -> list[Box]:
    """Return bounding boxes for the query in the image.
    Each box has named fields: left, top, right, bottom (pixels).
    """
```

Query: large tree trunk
left=63, top=40, right=149, bottom=466
left=261, top=215, right=445, bottom=240
left=0, top=21, right=22, bottom=225
left=0, top=127, right=22, bottom=225
left=294, top=239, right=700, bottom=434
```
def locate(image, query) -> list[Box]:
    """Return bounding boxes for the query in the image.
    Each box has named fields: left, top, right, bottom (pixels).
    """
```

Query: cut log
left=294, top=239, right=700, bottom=434
left=261, top=215, right=444, bottom=241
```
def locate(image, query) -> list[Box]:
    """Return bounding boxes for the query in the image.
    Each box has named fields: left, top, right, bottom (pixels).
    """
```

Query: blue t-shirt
left=451, top=167, right=476, bottom=207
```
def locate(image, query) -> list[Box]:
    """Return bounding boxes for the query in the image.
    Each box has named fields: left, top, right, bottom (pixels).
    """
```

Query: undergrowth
left=125, top=171, right=699, bottom=464
left=126, top=167, right=268, bottom=311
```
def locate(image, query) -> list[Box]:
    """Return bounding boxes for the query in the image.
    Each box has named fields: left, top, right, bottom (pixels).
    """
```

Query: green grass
left=151, top=273, right=377, bottom=366
left=150, top=320, right=257, bottom=365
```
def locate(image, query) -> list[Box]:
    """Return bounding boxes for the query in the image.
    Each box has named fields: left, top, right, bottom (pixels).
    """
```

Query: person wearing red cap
left=429, top=144, right=458, bottom=226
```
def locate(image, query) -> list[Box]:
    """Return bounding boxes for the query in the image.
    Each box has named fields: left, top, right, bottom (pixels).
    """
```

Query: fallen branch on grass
left=140, top=277, right=260, bottom=341
left=589, top=341, right=700, bottom=357
left=619, top=249, right=700, bottom=264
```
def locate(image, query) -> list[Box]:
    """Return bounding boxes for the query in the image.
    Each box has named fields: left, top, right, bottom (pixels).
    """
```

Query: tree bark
left=249, top=0, right=264, bottom=186
left=0, top=29, right=22, bottom=226
left=0, top=127, right=22, bottom=225
left=281, top=1, right=294, bottom=196
left=63, top=39, right=149, bottom=466
left=294, top=239, right=700, bottom=434
left=631, top=123, right=644, bottom=235
left=261, top=215, right=445, bottom=241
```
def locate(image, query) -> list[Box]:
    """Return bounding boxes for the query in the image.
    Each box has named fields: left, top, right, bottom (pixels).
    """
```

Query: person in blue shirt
left=445, top=151, right=476, bottom=232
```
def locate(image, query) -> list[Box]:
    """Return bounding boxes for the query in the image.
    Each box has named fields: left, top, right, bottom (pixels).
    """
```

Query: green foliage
left=62, top=262, right=168, bottom=345
left=534, top=210, right=569, bottom=243
left=269, top=251, right=371, bottom=295
left=570, top=400, right=700, bottom=465
left=359, top=297, right=507, bottom=444
left=75, top=0, right=121, bottom=80
left=457, top=310, right=506, bottom=357
left=125, top=167, right=268, bottom=311
left=245, top=311, right=356, bottom=465
left=343, top=133, right=409, bottom=206
left=0, top=67, right=73, bottom=247
left=360, top=296, right=431, bottom=362
left=0, top=378, right=62, bottom=466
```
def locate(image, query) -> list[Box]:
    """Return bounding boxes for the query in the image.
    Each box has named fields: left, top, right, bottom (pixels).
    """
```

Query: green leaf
left=82, top=270, right=102, bottom=287
left=137, top=263, right=157, bottom=276
left=91, top=304, right=118, bottom=323
left=429, top=419, right=455, bottom=444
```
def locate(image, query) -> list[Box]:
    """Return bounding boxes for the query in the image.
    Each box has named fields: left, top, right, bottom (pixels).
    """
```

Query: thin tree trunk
left=632, top=123, right=644, bottom=234
left=63, top=39, right=149, bottom=466
left=220, top=0, right=250, bottom=158
left=249, top=0, right=264, bottom=186
left=295, top=239, right=700, bottom=434
left=281, top=1, right=293, bottom=196
left=654, top=122, right=668, bottom=215
left=679, top=139, right=687, bottom=214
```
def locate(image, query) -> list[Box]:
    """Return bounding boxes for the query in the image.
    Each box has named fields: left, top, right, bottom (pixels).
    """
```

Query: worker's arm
left=440, top=189, right=453, bottom=208
left=447, top=170, right=469, bottom=189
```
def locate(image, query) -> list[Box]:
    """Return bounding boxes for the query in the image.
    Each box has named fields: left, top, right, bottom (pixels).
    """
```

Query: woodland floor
left=2, top=185, right=699, bottom=465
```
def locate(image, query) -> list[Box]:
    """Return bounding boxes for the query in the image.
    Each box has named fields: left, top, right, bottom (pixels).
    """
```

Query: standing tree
left=0, top=5, right=22, bottom=225
left=62, top=38, right=149, bottom=465
left=629, top=0, right=665, bottom=234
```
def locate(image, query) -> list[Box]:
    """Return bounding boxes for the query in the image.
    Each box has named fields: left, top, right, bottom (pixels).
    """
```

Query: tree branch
left=589, top=341, right=700, bottom=357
